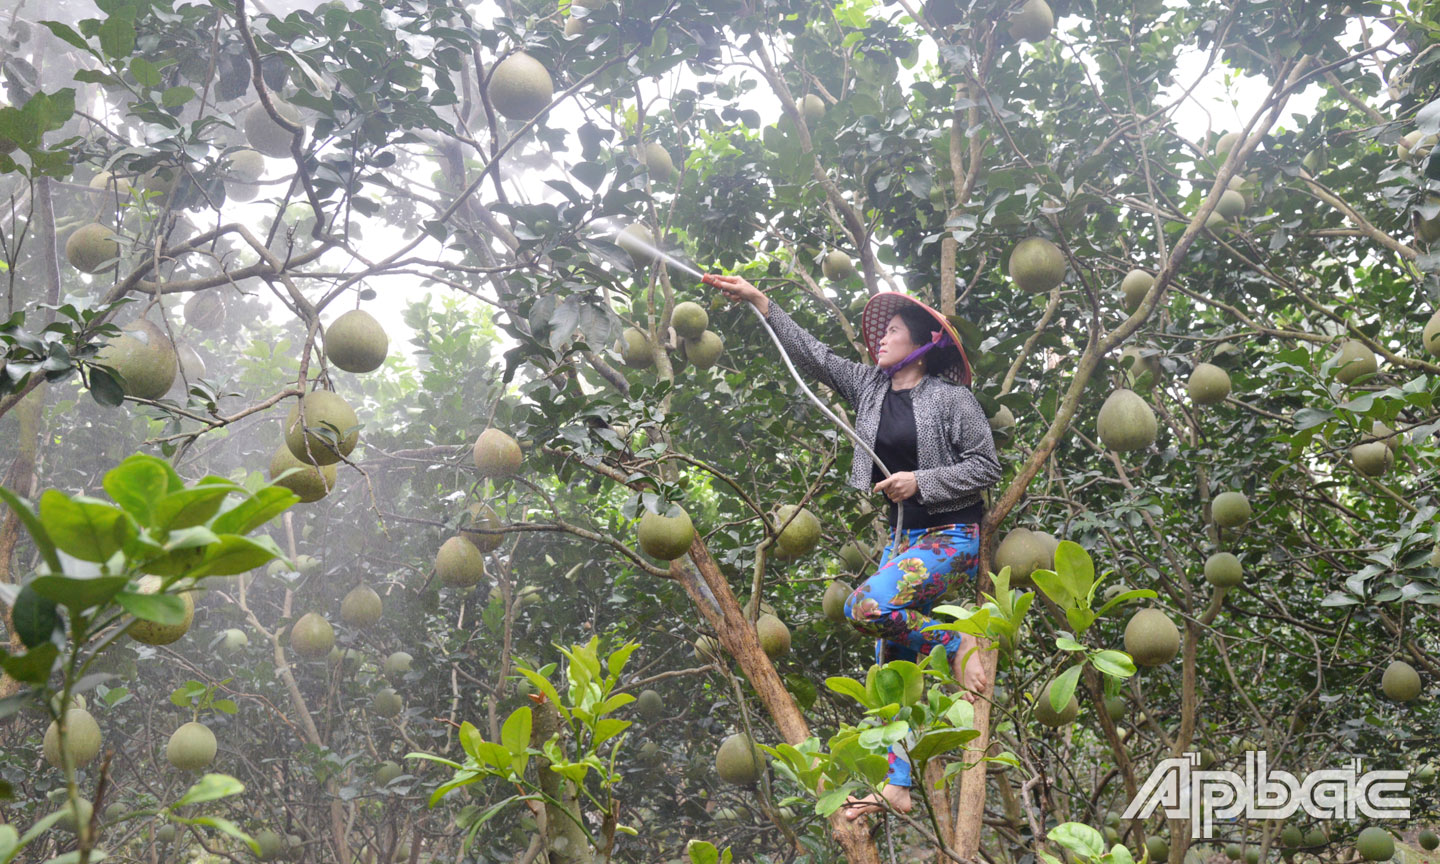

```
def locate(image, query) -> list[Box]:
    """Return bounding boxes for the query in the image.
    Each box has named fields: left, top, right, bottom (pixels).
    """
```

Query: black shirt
left=869, top=385, right=984, bottom=530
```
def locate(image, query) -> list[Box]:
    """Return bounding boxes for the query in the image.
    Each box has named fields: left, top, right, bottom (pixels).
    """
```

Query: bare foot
left=841, top=784, right=913, bottom=821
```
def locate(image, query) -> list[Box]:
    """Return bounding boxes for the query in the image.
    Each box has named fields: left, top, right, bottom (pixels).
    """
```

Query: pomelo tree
left=0, top=0, right=1438, bottom=862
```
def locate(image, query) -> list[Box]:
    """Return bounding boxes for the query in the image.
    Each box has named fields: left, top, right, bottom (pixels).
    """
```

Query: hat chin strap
left=883, top=331, right=950, bottom=378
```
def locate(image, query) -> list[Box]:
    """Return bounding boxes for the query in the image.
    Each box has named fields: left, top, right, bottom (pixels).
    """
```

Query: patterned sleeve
left=913, top=387, right=1002, bottom=506
left=761, top=300, right=872, bottom=407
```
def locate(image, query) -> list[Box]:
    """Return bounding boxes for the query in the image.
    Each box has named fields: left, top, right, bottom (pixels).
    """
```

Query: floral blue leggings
left=842, top=521, right=981, bottom=788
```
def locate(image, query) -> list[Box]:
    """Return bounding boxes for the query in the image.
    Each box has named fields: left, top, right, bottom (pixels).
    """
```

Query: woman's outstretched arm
left=710, top=274, right=872, bottom=406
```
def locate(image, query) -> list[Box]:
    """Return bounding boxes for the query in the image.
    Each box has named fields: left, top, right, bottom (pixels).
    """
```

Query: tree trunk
left=533, top=697, right=594, bottom=864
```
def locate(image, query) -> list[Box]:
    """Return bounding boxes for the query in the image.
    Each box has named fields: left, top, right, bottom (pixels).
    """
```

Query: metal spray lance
left=699, top=272, right=909, bottom=552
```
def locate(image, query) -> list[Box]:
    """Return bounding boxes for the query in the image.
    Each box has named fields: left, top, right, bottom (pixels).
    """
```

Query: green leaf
left=41, top=21, right=97, bottom=57
left=1091, top=650, right=1137, bottom=678
left=11, top=585, right=60, bottom=649
left=38, top=491, right=136, bottom=563
left=192, top=534, right=284, bottom=577
left=871, top=668, right=904, bottom=706
left=1050, top=665, right=1083, bottom=714
left=908, top=729, right=980, bottom=765
left=0, top=485, right=62, bottom=575
left=500, top=706, right=532, bottom=774
left=605, top=640, right=639, bottom=678
left=130, top=56, right=162, bottom=88
left=515, top=667, right=569, bottom=723
left=118, top=586, right=188, bottom=625
left=169, top=815, right=251, bottom=849
left=0, top=643, right=58, bottom=684
left=98, top=16, right=136, bottom=59
left=28, top=574, right=130, bottom=613
left=170, top=773, right=245, bottom=808
left=102, top=454, right=180, bottom=529
left=209, top=487, right=296, bottom=536
left=152, top=482, right=238, bottom=532
left=857, top=720, right=908, bottom=750
left=1056, top=636, right=1086, bottom=652
left=824, top=676, right=874, bottom=708
left=89, top=367, right=126, bottom=407
left=816, top=784, right=858, bottom=816
left=1029, top=568, right=1073, bottom=609
left=1050, top=822, right=1106, bottom=859
left=1054, top=541, right=1095, bottom=600
left=592, top=717, right=630, bottom=747
left=161, top=86, right=195, bottom=108
left=1096, top=589, right=1158, bottom=617
left=688, top=840, right=720, bottom=864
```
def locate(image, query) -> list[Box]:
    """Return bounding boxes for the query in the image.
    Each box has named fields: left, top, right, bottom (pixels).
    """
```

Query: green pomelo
left=1350, top=442, right=1394, bottom=477
left=1225, top=844, right=1243, bottom=860
left=989, top=404, right=1016, bottom=434
left=375, top=760, right=402, bottom=785
left=1212, top=342, right=1243, bottom=367
left=1008, top=236, right=1066, bottom=293
left=462, top=501, right=505, bottom=553
left=341, top=584, right=383, bottom=627
left=1121, top=268, right=1153, bottom=313
left=800, top=94, right=826, bottom=124
left=95, top=319, right=179, bottom=400
left=1331, top=339, right=1376, bottom=385
left=55, top=798, right=94, bottom=834
left=1215, top=132, right=1241, bottom=158
left=1399, top=130, right=1438, bottom=162
left=1380, top=660, right=1420, bottom=701
left=638, top=508, right=695, bottom=560
left=128, top=574, right=194, bottom=645
left=774, top=504, right=821, bottom=557
left=220, top=628, right=249, bottom=654
left=436, top=535, right=486, bottom=587
left=184, top=291, right=225, bottom=331
left=822, top=250, right=854, bottom=280
left=1282, top=825, right=1303, bottom=849
left=1097, top=388, right=1157, bottom=452
left=994, top=527, right=1051, bottom=582
left=682, top=330, right=724, bottom=368
left=243, top=99, right=303, bottom=158
left=472, top=428, right=522, bottom=477
left=822, top=580, right=852, bottom=624
left=269, top=444, right=338, bottom=503
left=255, top=828, right=287, bottom=860
left=372, top=688, right=403, bottom=718
left=1216, top=189, right=1247, bottom=219
left=671, top=301, right=708, bottom=340
left=1104, top=695, right=1125, bottom=721
left=285, top=390, right=359, bottom=466
left=1119, top=345, right=1162, bottom=390
left=1147, top=837, right=1170, bottom=862
left=693, top=634, right=722, bottom=663
left=620, top=326, right=654, bottom=368
left=1204, top=552, right=1243, bottom=588
left=225, top=147, right=266, bottom=182
left=1188, top=363, right=1231, bottom=405
left=1007, top=0, right=1054, bottom=41
left=1417, top=830, right=1438, bottom=851
left=489, top=52, right=554, bottom=121
left=839, top=540, right=870, bottom=572
left=1211, top=491, right=1251, bottom=528
left=1356, top=827, right=1394, bottom=861
left=166, top=721, right=217, bottom=771
left=325, top=309, right=389, bottom=374
left=290, top=612, right=335, bottom=658
left=384, top=651, right=413, bottom=678
left=756, top=613, right=791, bottom=660
left=636, top=689, right=664, bottom=721
left=642, top=141, right=675, bottom=183
left=1364, top=420, right=1402, bottom=453
left=1034, top=679, right=1079, bottom=727
left=43, top=708, right=103, bottom=768
left=715, top=732, right=766, bottom=785
left=1124, top=608, right=1180, bottom=666
left=617, top=223, right=656, bottom=266
left=89, top=171, right=133, bottom=195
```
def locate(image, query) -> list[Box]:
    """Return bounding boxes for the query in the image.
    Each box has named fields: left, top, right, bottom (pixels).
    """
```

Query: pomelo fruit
left=1380, top=660, right=1420, bottom=701
left=822, top=250, right=854, bottom=280
left=1124, top=608, right=1180, bottom=666
left=1331, top=339, right=1376, bottom=385
left=372, top=688, right=403, bottom=718
left=472, top=428, right=522, bottom=477
left=127, top=575, right=195, bottom=645
left=774, top=504, right=821, bottom=557
left=822, top=580, right=852, bottom=624
left=620, top=326, right=654, bottom=368
left=284, top=390, right=359, bottom=466
left=671, top=301, right=708, bottom=340
left=636, top=689, right=664, bottom=720
left=269, top=444, right=338, bottom=503
left=1204, top=552, right=1243, bottom=588
left=1356, top=827, right=1394, bottom=861
left=166, top=720, right=217, bottom=771
left=681, top=330, right=723, bottom=368
left=289, top=612, right=335, bottom=658
left=715, top=732, right=766, bottom=785
left=383, top=651, right=413, bottom=678
left=1121, top=268, right=1153, bottom=313
left=1034, top=679, right=1078, bottom=727
left=1350, top=442, right=1394, bottom=477
left=617, top=223, right=656, bottom=266
left=637, top=507, right=694, bottom=560
left=756, top=614, right=791, bottom=659
left=325, top=309, right=389, bottom=373
left=95, top=319, right=179, bottom=400
left=1097, top=388, right=1157, bottom=452
left=1211, top=491, right=1251, bottom=528
left=489, top=53, right=553, bottom=121
left=800, top=94, right=826, bottom=124
left=341, top=584, right=382, bottom=627
left=642, top=141, right=675, bottom=183
left=1008, top=236, right=1065, bottom=293
left=243, top=99, right=303, bottom=158
left=462, top=501, right=505, bottom=553
left=183, top=292, right=225, bottom=331
left=436, top=535, right=486, bottom=587
left=43, top=708, right=103, bottom=768
left=1188, top=363, right=1231, bottom=405
left=1007, top=0, right=1054, bottom=41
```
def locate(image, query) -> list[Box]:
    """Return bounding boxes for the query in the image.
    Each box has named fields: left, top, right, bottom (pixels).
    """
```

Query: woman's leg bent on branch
left=839, top=522, right=983, bottom=820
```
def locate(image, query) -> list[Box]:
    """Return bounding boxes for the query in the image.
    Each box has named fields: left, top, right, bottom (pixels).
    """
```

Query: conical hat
left=860, top=291, right=973, bottom=387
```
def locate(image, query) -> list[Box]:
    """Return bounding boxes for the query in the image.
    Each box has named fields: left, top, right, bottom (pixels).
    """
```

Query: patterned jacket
left=762, top=300, right=1002, bottom=517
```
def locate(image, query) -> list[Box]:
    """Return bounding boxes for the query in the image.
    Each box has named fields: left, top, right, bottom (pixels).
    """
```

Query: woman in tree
left=710, top=273, right=1003, bottom=821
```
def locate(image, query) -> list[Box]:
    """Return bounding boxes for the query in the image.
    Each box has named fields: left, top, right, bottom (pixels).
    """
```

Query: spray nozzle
left=700, top=273, right=722, bottom=287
